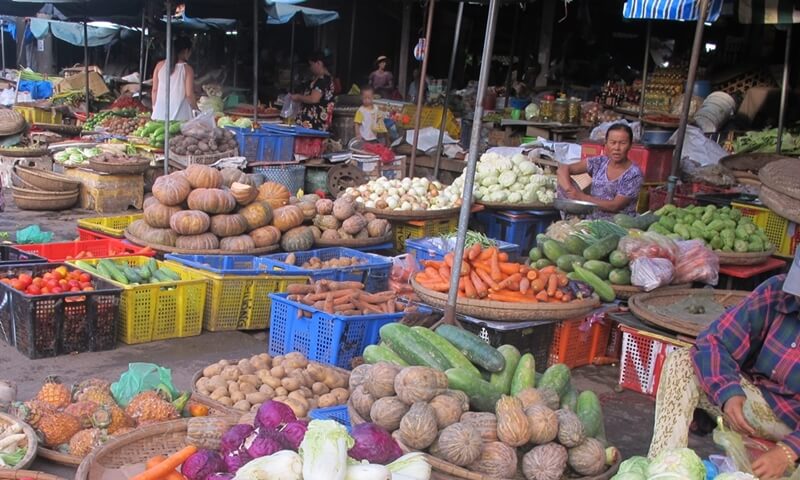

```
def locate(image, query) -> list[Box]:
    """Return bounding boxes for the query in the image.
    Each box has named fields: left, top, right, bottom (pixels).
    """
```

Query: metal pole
left=84, top=21, right=90, bottom=116
left=432, top=2, right=463, bottom=179
left=1, top=19, right=6, bottom=78
left=347, top=1, right=357, bottom=89
left=164, top=0, right=172, bottom=174
left=398, top=2, right=411, bottom=98
left=503, top=5, right=520, bottom=109
left=665, top=0, right=708, bottom=205
left=289, top=19, right=296, bottom=92
left=253, top=0, right=259, bottom=125
left=638, top=21, right=652, bottom=120
left=443, top=0, right=501, bottom=325
left=409, top=0, right=436, bottom=177
left=138, top=8, right=146, bottom=99
left=776, top=25, right=792, bottom=154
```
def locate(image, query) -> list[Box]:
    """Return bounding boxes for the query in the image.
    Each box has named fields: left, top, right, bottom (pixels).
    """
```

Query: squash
left=516, top=388, right=545, bottom=409
left=184, top=164, right=223, bottom=189
left=320, top=229, right=340, bottom=242
left=257, top=181, right=291, bottom=209
left=239, top=201, right=273, bottom=230
left=210, top=214, right=249, bottom=237
left=496, top=395, right=531, bottom=447
left=522, top=443, right=568, bottom=480
left=460, top=411, right=497, bottom=442
left=280, top=226, right=314, bottom=252
left=315, top=198, right=333, bottom=215
left=152, top=174, right=191, bottom=206
left=556, top=409, right=586, bottom=448
left=129, top=219, right=178, bottom=246
left=468, top=441, right=518, bottom=479
left=143, top=201, right=181, bottom=228
left=176, top=232, right=219, bottom=250
left=539, top=388, right=561, bottom=410
left=297, top=201, right=317, bottom=221
left=429, top=422, right=482, bottom=467
left=398, top=402, right=438, bottom=450
left=220, top=167, right=248, bottom=187
left=350, top=385, right=375, bottom=421
left=143, top=195, right=159, bottom=210
left=332, top=196, right=356, bottom=221
left=309, top=226, right=322, bottom=241
left=369, top=396, right=409, bottom=432
left=525, top=404, right=558, bottom=445
left=428, top=395, right=463, bottom=430
left=313, top=214, right=340, bottom=231
left=342, top=214, right=367, bottom=235
left=170, top=210, right=211, bottom=235
left=439, top=390, right=470, bottom=413
left=249, top=225, right=281, bottom=247
left=220, top=235, right=256, bottom=252
left=337, top=228, right=354, bottom=240
left=568, top=438, right=607, bottom=476
left=365, top=362, right=401, bottom=399
left=272, top=205, right=305, bottom=232
left=364, top=212, right=377, bottom=222
left=367, top=219, right=390, bottom=238
left=230, top=182, right=258, bottom=205
left=393, top=367, right=447, bottom=405
left=187, top=188, right=237, bottom=214
left=349, top=364, right=372, bottom=391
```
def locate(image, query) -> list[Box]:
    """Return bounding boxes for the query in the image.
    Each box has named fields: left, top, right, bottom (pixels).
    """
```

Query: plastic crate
left=405, top=237, right=520, bottom=268
left=254, top=248, right=392, bottom=293
left=68, top=257, right=206, bottom=345
left=618, top=325, right=691, bottom=397
left=77, top=214, right=143, bottom=238
left=309, top=405, right=351, bottom=431
left=648, top=184, right=728, bottom=211
left=268, top=293, right=408, bottom=369
left=0, top=245, right=46, bottom=266
left=460, top=316, right=556, bottom=373
left=228, top=127, right=295, bottom=163
left=13, top=105, right=62, bottom=124
left=0, top=263, right=121, bottom=359
left=14, top=239, right=154, bottom=262
left=548, top=315, right=615, bottom=369
left=732, top=201, right=798, bottom=258
left=581, top=142, right=674, bottom=183
left=393, top=218, right=458, bottom=253
left=251, top=164, right=306, bottom=196
left=474, top=210, right=560, bottom=256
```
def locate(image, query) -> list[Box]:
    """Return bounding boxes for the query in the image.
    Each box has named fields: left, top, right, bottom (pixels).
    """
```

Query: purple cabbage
left=254, top=400, right=296, bottom=430
left=204, top=474, right=234, bottom=480
left=244, top=429, right=288, bottom=459
left=280, top=420, right=308, bottom=450
left=181, top=449, right=225, bottom=480
left=348, top=423, right=403, bottom=464
left=223, top=448, right=251, bottom=474
left=220, top=424, right=254, bottom=454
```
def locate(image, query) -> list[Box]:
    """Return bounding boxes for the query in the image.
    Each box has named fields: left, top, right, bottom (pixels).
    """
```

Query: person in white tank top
left=151, top=37, right=196, bottom=121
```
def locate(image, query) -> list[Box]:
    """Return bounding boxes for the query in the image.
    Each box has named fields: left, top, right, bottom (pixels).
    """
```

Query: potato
left=203, top=363, right=223, bottom=378
left=219, top=359, right=231, bottom=366
left=299, top=386, right=313, bottom=398
left=195, top=377, right=210, bottom=393
left=221, top=366, right=240, bottom=381
left=288, top=369, right=307, bottom=386
left=282, top=398, right=308, bottom=418
left=238, top=359, right=256, bottom=375
left=209, top=375, right=227, bottom=391
left=250, top=356, right=269, bottom=370
left=258, top=353, right=271, bottom=364
left=306, top=363, right=326, bottom=382
left=250, top=403, right=261, bottom=412
left=228, top=381, right=240, bottom=392
left=308, top=397, right=318, bottom=410
left=281, top=377, right=301, bottom=392
left=270, top=365, right=286, bottom=378
left=331, top=387, right=349, bottom=402
left=240, top=382, right=257, bottom=394
left=284, top=356, right=308, bottom=370
left=246, top=392, right=270, bottom=404
left=259, top=385, right=275, bottom=396
left=312, top=382, right=329, bottom=396
left=233, top=399, right=251, bottom=411
left=262, top=376, right=282, bottom=390
left=300, top=370, right=314, bottom=387
left=288, top=390, right=306, bottom=403
left=256, top=369, right=273, bottom=384
left=273, top=395, right=288, bottom=403
left=318, top=393, right=337, bottom=408
left=275, top=387, right=288, bottom=397
left=327, top=372, right=347, bottom=390
left=239, top=374, right=260, bottom=386
left=210, top=386, right=228, bottom=400
left=272, top=355, right=285, bottom=366
left=218, top=397, right=234, bottom=407
left=284, top=366, right=298, bottom=376
left=239, top=412, right=256, bottom=425
left=230, top=391, right=245, bottom=403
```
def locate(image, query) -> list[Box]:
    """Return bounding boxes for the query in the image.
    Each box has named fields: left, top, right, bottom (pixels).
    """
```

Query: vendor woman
left=292, top=51, right=335, bottom=132
left=649, top=250, right=800, bottom=480
left=556, top=124, right=643, bottom=219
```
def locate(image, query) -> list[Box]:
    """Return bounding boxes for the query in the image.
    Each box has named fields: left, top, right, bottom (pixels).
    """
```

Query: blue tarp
left=266, top=4, right=340, bottom=26
left=622, top=0, right=725, bottom=21
left=28, top=18, right=122, bottom=46
left=162, top=13, right=236, bottom=31
left=18, top=80, right=53, bottom=100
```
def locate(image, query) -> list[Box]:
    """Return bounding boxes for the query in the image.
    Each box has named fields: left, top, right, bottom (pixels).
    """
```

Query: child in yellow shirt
left=354, top=86, right=387, bottom=144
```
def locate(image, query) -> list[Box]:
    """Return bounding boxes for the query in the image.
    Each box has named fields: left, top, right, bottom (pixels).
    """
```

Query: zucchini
left=528, top=246, right=543, bottom=262
left=563, top=235, right=590, bottom=255
left=435, top=324, right=505, bottom=373
left=99, top=259, right=128, bottom=285
left=582, top=234, right=620, bottom=261
left=613, top=212, right=658, bottom=230
left=362, top=344, right=409, bottom=366
left=510, top=353, right=536, bottom=395
left=573, top=264, right=615, bottom=302
left=136, top=266, right=152, bottom=280
left=534, top=258, right=553, bottom=269
left=538, top=363, right=571, bottom=398
left=445, top=368, right=501, bottom=412
left=608, top=268, right=631, bottom=286
left=489, top=345, right=521, bottom=395
left=379, top=323, right=450, bottom=370
left=608, top=250, right=629, bottom=268
left=582, top=260, right=613, bottom=280
left=158, top=266, right=181, bottom=281
left=556, top=254, right=585, bottom=273
left=122, top=267, right=143, bottom=284
left=542, top=239, right=568, bottom=263
left=576, top=390, right=604, bottom=437
left=73, top=260, right=99, bottom=275
left=411, top=327, right=480, bottom=377
left=152, top=270, right=170, bottom=282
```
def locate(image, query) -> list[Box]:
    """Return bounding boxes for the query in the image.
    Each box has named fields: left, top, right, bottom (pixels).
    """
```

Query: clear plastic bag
left=674, top=240, right=719, bottom=285
left=630, top=257, right=674, bottom=291
left=713, top=417, right=753, bottom=474
left=180, top=110, right=217, bottom=138
left=281, top=93, right=301, bottom=120
left=618, top=232, right=680, bottom=263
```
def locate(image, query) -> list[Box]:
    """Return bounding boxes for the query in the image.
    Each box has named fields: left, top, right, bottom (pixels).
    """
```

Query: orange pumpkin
left=170, top=210, right=211, bottom=235
left=184, top=164, right=223, bottom=189
left=210, top=214, right=249, bottom=237
left=152, top=174, right=191, bottom=206
left=272, top=205, right=305, bottom=232
left=257, top=181, right=291, bottom=209
left=249, top=225, right=281, bottom=247
left=143, top=201, right=181, bottom=228
left=187, top=188, right=237, bottom=214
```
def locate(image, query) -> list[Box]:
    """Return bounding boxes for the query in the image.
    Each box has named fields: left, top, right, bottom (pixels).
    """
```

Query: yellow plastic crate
left=68, top=256, right=206, bottom=344
left=13, top=105, right=62, bottom=124
left=77, top=214, right=143, bottom=238
left=392, top=218, right=458, bottom=252
left=165, top=261, right=308, bottom=332
left=400, top=104, right=460, bottom=139
left=732, top=202, right=797, bottom=257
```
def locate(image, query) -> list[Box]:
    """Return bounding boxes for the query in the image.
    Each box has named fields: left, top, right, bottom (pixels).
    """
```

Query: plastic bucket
left=642, top=130, right=674, bottom=145
left=693, top=91, right=735, bottom=132
left=692, top=80, right=711, bottom=98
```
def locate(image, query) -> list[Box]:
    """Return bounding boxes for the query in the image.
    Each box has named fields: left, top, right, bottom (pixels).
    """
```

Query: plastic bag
left=618, top=232, right=680, bottom=263
left=110, top=363, right=179, bottom=407
left=180, top=110, right=217, bottom=138
left=631, top=257, right=674, bottom=291
left=712, top=417, right=753, bottom=474
left=280, top=93, right=300, bottom=120
left=389, top=254, right=418, bottom=298
left=15, top=225, right=53, bottom=244
left=674, top=240, right=719, bottom=285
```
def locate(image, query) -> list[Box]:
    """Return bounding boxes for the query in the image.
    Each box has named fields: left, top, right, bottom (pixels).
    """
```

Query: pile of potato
left=195, top=352, right=350, bottom=418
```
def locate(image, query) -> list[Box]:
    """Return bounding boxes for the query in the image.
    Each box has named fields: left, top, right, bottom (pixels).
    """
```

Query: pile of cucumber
left=74, top=259, right=181, bottom=286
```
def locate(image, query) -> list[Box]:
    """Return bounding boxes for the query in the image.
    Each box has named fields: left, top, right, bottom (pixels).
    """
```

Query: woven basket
left=0, top=413, right=37, bottom=471
left=88, top=156, right=151, bottom=175
left=314, top=231, right=393, bottom=248
left=124, top=229, right=280, bottom=255
left=0, top=471, right=66, bottom=480
left=252, top=164, right=306, bottom=195
left=0, top=109, right=26, bottom=136
left=478, top=200, right=556, bottom=211
left=12, top=188, right=79, bottom=210
left=364, top=206, right=464, bottom=222
left=758, top=157, right=800, bottom=201
left=760, top=184, right=800, bottom=224
left=612, top=283, right=691, bottom=300
left=168, top=148, right=237, bottom=168
left=14, top=167, right=81, bottom=192
left=716, top=247, right=775, bottom=266
left=10, top=172, right=40, bottom=190
left=719, top=152, right=790, bottom=173
left=0, top=147, right=49, bottom=158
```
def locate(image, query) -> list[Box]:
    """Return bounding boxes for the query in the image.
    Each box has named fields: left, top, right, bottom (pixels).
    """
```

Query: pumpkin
left=313, top=214, right=340, bottom=231
left=398, top=402, right=438, bottom=450
left=496, top=395, right=531, bottom=447
left=365, top=362, right=401, bottom=399
left=187, top=188, right=237, bottom=214
left=129, top=220, right=177, bottom=246
left=152, top=174, right=191, bottom=206
left=522, top=443, right=568, bottom=480
left=355, top=229, right=369, bottom=240
left=272, top=205, right=305, bottom=232
left=517, top=388, right=545, bottom=409
left=342, top=214, right=367, bottom=235
left=309, top=226, right=322, bottom=241
left=539, top=388, right=561, bottom=410
left=364, top=212, right=377, bottom=222
left=320, top=229, right=340, bottom=242
left=568, top=438, right=607, bottom=476
left=429, top=422, right=482, bottom=467
left=525, top=404, right=559, bottom=445
left=176, top=232, right=219, bottom=250
left=143, top=201, right=181, bottom=228
left=428, top=395, right=463, bottom=430
left=349, top=364, right=372, bottom=391
left=300, top=194, right=320, bottom=204
left=220, top=235, right=256, bottom=252
left=220, top=167, right=248, bottom=187
left=170, top=210, right=211, bottom=235
left=460, top=412, right=497, bottom=442
left=350, top=385, right=375, bottom=421
left=297, top=201, right=317, bottom=221
left=257, top=181, right=291, bottom=209
left=468, top=441, right=518, bottom=479
left=337, top=228, right=354, bottom=240
left=556, top=409, right=586, bottom=448
left=249, top=225, right=281, bottom=247
left=280, top=226, right=314, bottom=252
left=440, top=390, right=470, bottom=413
left=367, top=219, right=390, bottom=238
left=210, top=214, right=249, bottom=237
left=230, top=182, right=258, bottom=205
left=143, top=196, right=159, bottom=210
left=370, top=396, right=409, bottom=432
left=239, top=201, right=273, bottom=230
left=393, top=367, right=447, bottom=405
left=315, top=198, right=334, bottom=215
left=332, top=196, right=356, bottom=221
left=184, top=164, right=223, bottom=189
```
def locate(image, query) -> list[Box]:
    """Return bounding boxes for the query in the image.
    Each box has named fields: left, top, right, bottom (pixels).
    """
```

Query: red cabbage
left=244, top=429, right=288, bottom=459
left=220, top=424, right=254, bottom=454
left=223, top=448, right=251, bottom=474
left=182, top=449, right=224, bottom=480
left=348, top=423, right=403, bottom=464
left=254, top=400, right=297, bottom=430
left=280, top=420, right=308, bottom=450
left=204, top=474, right=233, bottom=480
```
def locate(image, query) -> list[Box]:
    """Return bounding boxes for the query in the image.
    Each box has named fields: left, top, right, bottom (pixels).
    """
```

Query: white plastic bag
left=180, top=111, right=217, bottom=138
left=631, top=257, right=674, bottom=291
left=280, top=93, right=301, bottom=120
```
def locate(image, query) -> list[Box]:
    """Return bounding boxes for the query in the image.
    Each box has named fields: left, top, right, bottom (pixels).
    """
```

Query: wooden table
left=499, top=119, right=585, bottom=142
left=718, top=257, right=787, bottom=290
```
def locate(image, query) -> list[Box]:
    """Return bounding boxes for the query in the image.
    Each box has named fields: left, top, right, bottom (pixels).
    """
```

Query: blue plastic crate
left=260, top=124, right=330, bottom=138
left=227, top=127, right=295, bottom=162
left=474, top=210, right=560, bottom=255
left=164, top=254, right=268, bottom=275
left=268, top=293, right=407, bottom=369
left=309, top=405, right=351, bottom=431
left=405, top=237, right=520, bottom=268
left=255, top=248, right=391, bottom=293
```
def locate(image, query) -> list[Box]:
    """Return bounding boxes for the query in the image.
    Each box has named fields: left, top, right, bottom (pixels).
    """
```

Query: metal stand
left=433, top=2, right=464, bottom=179
left=289, top=19, right=296, bottom=92
left=138, top=8, right=146, bottom=99
left=409, top=0, right=436, bottom=177
left=83, top=21, right=90, bottom=116
left=164, top=0, right=173, bottom=174
left=1, top=19, right=6, bottom=79
left=638, top=21, right=652, bottom=120
left=776, top=25, right=792, bottom=154
left=252, top=0, right=259, bottom=125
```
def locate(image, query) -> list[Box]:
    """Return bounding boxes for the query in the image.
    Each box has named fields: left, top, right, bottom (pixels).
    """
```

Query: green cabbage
left=299, top=420, right=354, bottom=480
left=617, top=456, right=650, bottom=477
left=647, top=448, right=706, bottom=480
left=498, top=171, right=517, bottom=188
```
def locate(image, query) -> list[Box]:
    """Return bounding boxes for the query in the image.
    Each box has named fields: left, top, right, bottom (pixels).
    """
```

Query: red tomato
left=42, top=272, right=53, bottom=281
left=10, top=280, right=25, bottom=290
left=18, top=274, right=32, bottom=287
left=32, top=277, right=44, bottom=287
left=46, top=279, right=59, bottom=289
left=67, top=280, right=80, bottom=289
left=27, top=285, right=41, bottom=295
left=40, top=287, right=50, bottom=294
left=82, top=286, right=94, bottom=292
left=70, top=287, right=81, bottom=292
left=0, top=278, right=11, bottom=285
left=79, top=273, right=91, bottom=283
left=58, top=279, right=68, bottom=288
left=51, top=287, right=63, bottom=294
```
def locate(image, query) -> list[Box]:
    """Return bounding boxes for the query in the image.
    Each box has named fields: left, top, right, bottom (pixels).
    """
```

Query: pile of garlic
left=344, top=177, right=460, bottom=211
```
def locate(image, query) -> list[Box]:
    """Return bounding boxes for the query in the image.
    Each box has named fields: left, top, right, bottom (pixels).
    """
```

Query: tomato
left=46, top=279, right=59, bottom=289
left=40, top=287, right=50, bottom=294
left=27, top=285, right=41, bottom=295
left=10, top=280, right=25, bottom=290
left=82, top=286, right=94, bottom=292
left=58, top=279, right=69, bottom=288
left=42, top=272, right=53, bottom=281
left=51, top=287, right=63, bottom=294
left=67, top=280, right=80, bottom=289
left=18, top=274, right=32, bottom=287
left=0, top=278, right=10, bottom=285
left=79, top=273, right=91, bottom=283
left=54, top=266, right=69, bottom=278
left=70, top=287, right=81, bottom=292
left=32, top=277, right=44, bottom=287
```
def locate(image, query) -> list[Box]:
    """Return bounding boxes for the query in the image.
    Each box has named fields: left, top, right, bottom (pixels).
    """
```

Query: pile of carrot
left=131, top=445, right=196, bottom=480
left=286, top=279, right=418, bottom=316
left=414, top=245, right=574, bottom=303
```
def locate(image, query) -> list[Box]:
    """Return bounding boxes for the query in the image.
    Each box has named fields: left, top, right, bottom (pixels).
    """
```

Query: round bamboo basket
left=612, top=283, right=691, bottom=300
left=0, top=471, right=66, bottom=480
left=478, top=200, right=556, bottom=211
left=363, top=206, right=463, bottom=221
left=313, top=231, right=393, bottom=248
left=124, top=229, right=280, bottom=255
left=715, top=247, right=774, bottom=266
left=0, top=413, right=37, bottom=471
left=13, top=167, right=81, bottom=192
left=11, top=188, right=79, bottom=211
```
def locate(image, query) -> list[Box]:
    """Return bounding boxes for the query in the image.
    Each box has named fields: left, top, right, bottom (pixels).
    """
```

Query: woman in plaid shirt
left=649, top=251, right=800, bottom=479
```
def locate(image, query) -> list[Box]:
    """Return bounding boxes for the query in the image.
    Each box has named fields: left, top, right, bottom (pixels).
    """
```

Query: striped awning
left=623, top=0, right=725, bottom=21
left=739, top=0, right=800, bottom=23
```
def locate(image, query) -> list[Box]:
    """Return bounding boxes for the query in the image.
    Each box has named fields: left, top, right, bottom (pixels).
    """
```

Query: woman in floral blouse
left=292, top=52, right=335, bottom=132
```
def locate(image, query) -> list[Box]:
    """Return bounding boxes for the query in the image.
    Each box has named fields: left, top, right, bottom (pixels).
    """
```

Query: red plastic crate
left=618, top=325, right=691, bottom=397
left=77, top=228, right=117, bottom=241
left=294, top=137, right=324, bottom=158
left=549, top=314, right=615, bottom=368
left=581, top=142, right=675, bottom=183
left=648, top=184, right=727, bottom=211
left=14, top=239, right=154, bottom=262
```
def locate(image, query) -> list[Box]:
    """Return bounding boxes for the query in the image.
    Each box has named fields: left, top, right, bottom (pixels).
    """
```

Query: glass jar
left=539, top=95, right=555, bottom=121
left=568, top=98, right=581, bottom=124
left=553, top=98, right=568, bottom=124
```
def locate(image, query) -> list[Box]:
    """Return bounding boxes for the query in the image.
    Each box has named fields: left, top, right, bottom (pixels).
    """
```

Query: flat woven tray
left=124, top=229, right=280, bottom=255
left=314, top=231, right=393, bottom=248
left=758, top=157, right=800, bottom=201
left=612, top=283, right=691, bottom=300
left=0, top=471, right=66, bottom=480
left=719, top=152, right=790, bottom=173
left=760, top=185, right=800, bottom=224
left=628, top=288, right=749, bottom=337
left=477, top=200, right=556, bottom=211
left=0, top=146, right=49, bottom=157
left=411, top=277, right=600, bottom=322
left=715, top=247, right=774, bottom=266
left=88, top=156, right=151, bottom=175
left=33, top=123, right=82, bottom=136
left=168, top=148, right=237, bottom=167
left=364, top=206, right=463, bottom=221
left=0, top=413, right=37, bottom=471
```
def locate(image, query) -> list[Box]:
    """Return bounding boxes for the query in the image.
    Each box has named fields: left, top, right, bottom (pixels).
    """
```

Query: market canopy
left=265, top=3, right=340, bottom=26
left=28, top=17, right=128, bottom=46
left=161, top=12, right=237, bottom=31
left=622, top=0, right=725, bottom=21
left=738, top=0, right=800, bottom=23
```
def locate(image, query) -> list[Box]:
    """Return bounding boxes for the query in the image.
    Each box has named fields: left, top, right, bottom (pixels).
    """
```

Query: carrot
left=527, top=269, right=539, bottom=281
left=323, top=292, right=334, bottom=312
left=467, top=243, right=482, bottom=261
left=557, top=273, right=569, bottom=287
left=546, top=274, right=558, bottom=297
left=463, top=275, right=477, bottom=298
left=476, top=268, right=501, bottom=290
left=421, top=260, right=444, bottom=269
left=444, top=252, right=455, bottom=268
left=499, top=262, right=520, bottom=275
left=536, top=290, right=549, bottom=302
left=538, top=265, right=557, bottom=275
left=424, top=266, right=439, bottom=279
left=386, top=300, right=396, bottom=313
left=561, top=292, right=573, bottom=302
left=361, top=291, right=396, bottom=303
left=417, top=278, right=450, bottom=292
left=554, top=290, right=564, bottom=299
left=131, top=446, right=197, bottom=480
left=470, top=271, right=489, bottom=298
left=145, top=456, right=167, bottom=469
left=488, top=292, right=539, bottom=303
left=478, top=246, right=495, bottom=261
left=286, top=283, right=315, bottom=295
left=538, top=272, right=551, bottom=288
left=519, top=265, right=531, bottom=275
left=490, top=248, right=503, bottom=282
left=498, top=252, right=509, bottom=262
left=519, top=277, right=530, bottom=295
left=531, top=278, right=546, bottom=293
left=495, top=273, right=522, bottom=291
left=459, top=260, right=471, bottom=276
left=438, top=266, right=452, bottom=282
left=472, top=261, right=492, bottom=274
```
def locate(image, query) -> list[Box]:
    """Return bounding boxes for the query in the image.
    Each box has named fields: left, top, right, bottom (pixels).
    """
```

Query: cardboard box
left=55, top=71, right=109, bottom=97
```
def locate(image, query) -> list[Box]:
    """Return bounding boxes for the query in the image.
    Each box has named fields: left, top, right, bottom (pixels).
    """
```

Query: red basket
left=13, top=239, right=154, bottom=262
left=294, top=137, right=324, bottom=158
left=617, top=325, right=691, bottom=397
left=549, top=315, right=615, bottom=368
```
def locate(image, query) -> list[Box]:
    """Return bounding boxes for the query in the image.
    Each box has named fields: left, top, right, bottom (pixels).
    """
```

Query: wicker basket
left=10, top=172, right=40, bottom=190
left=0, top=471, right=66, bottom=480
left=11, top=188, right=79, bottom=210
left=715, top=247, right=775, bottom=266
left=364, top=206, right=464, bottom=222
left=0, top=147, right=49, bottom=158
left=168, top=148, right=237, bottom=168
left=14, top=167, right=81, bottom=192
left=0, top=413, right=37, bottom=471
left=314, top=231, right=393, bottom=248
left=88, top=156, right=151, bottom=175
left=0, top=109, right=26, bottom=136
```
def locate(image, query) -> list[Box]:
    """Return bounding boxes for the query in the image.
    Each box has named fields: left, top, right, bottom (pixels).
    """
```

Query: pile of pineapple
left=14, top=376, right=185, bottom=458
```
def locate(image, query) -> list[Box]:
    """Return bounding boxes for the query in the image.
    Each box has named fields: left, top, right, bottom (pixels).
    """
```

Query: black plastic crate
left=0, top=263, right=122, bottom=359
left=460, top=316, right=557, bottom=373
left=0, top=245, right=46, bottom=266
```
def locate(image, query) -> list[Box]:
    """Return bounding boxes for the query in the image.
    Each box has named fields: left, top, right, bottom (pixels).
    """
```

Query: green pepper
left=734, top=239, right=749, bottom=253
left=701, top=210, right=715, bottom=224
left=689, top=226, right=704, bottom=240
left=658, top=216, right=677, bottom=232
left=674, top=223, right=691, bottom=239
left=710, top=236, right=723, bottom=250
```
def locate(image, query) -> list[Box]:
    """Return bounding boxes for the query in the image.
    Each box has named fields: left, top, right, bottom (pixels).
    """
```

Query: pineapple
left=12, top=400, right=53, bottom=428
left=68, top=428, right=107, bottom=457
left=110, top=426, right=135, bottom=437
left=64, top=401, right=99, bottom=429
left=71, top=378, right=111, bottom=402
left=125, top=391, right=179, bottom=424
left=92, top=405, right=134, bottom=434
left=35, top=376, right=72, bottom=409
left=75, top=386, right=116, bottom=408
left=38, top=411, right=81, bottom=447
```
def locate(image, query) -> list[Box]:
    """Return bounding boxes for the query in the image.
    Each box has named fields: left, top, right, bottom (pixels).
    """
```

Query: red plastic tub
left=14, top=239, right=154, bottom=262
left=581, top=142, right=675, bottom=183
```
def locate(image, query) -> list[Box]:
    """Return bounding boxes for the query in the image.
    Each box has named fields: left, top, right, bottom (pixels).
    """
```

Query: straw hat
left=0, top=109, right=26, bottom=136
left=375, top=55, right=389, bottom=65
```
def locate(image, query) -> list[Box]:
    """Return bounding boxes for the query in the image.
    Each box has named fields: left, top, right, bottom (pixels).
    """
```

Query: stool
left=718, top=257, right=787, bottom=290
left=64, top=169, right=144, bottom=213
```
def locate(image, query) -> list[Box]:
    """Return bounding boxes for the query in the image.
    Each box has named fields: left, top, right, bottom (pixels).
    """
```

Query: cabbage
left=507, top=192, right=522, bottom=203
left=223, top=449, right=252, bottom=474
left=280, top=420, right=308, bottom=450
left=610, top=473, right=647, bottom=480
left=487, top=184, right=503, bottom=193
left=617, top=456, right=650, bottom=477
left=481, top=175, right=498, bottom=187
left=233, top=450, right=303, bottom=480
left=221, top=424, right=254, bottom=454
left=518, top=161, right=538, bottom=175
left=299, top=420, right=354, bottom=480
left=511, top=153, right=527, bottom=165
left=498, top=171, right=516, bottom=188
left=386, top=453, right=431, bottom=480
left=714, top=473, right=757, bottom=480
left=182, top=449, right=225, bottom=480
left=348, top=423, right=402, bottom=464
left=488, top=191, right=507, bottom=202
left=245, top=430, right=288, bottom=458
left=234, top=118, right=253, bottom=128
left=255, top=401, right=297, bottom=430
left=647, top=448, right=706, bottom=480
left=344, top=463, right=391, bottom=480
left=218, top=116, right=236, bottom=128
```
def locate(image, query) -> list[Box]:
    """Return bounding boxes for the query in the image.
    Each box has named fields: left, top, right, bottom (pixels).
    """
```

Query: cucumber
left=560, top=384, right=578, bottom=410
left=379, top=323, right=450, bottom=370
left=362, top=344, right=409, bottom=366
left=411, top=327, right=480, bottom=377
left=563, top=235, right=590, bottom=255
left=435, top=324, right=506, bottom=373
left=613, top=212, right=658, bottom=230
left=556, top=254, right=585, bottom=273
left=608, top=268, right=631, bottom=286
left=73, top=260, right=99, bottom=275
left=146, top=258, right=159, bottom=276
left=574, top=264, right=615, bottom=302
left=510, top=353, right=536, bottom=395
left=534, top=258, right=553, bottom=269
left=608, top=250, right=629, bottom=268
left=489, top=345, right=521, bottom=395
left=576, top=390, right=604, bottom=437
left=99, top=259, right=128, bottom=285
left=445, top=368, right=501, bottom=412
left=158, top=266, right=181, bottom=281
left=123, top=266, right=143, bottom=284
left=136, top=266, right=152, bottom=280
left=542, top=239, right=568, bottom=263
left=528, top=246, right=543, bottom=262
left=582, top=234, right=621, bottom=261
left=582, top=260, right=613, bottom=280
left=538, top=363, right=571, bottom=398
left=152, top=270, right=170, bottom=282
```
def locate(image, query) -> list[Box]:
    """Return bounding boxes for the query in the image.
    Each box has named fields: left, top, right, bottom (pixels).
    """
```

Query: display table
left=500, top=119, right=584, bottom=142
left=64, top=168, right=144, bottom=213
left=718, top=257, right=787, bottom=290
